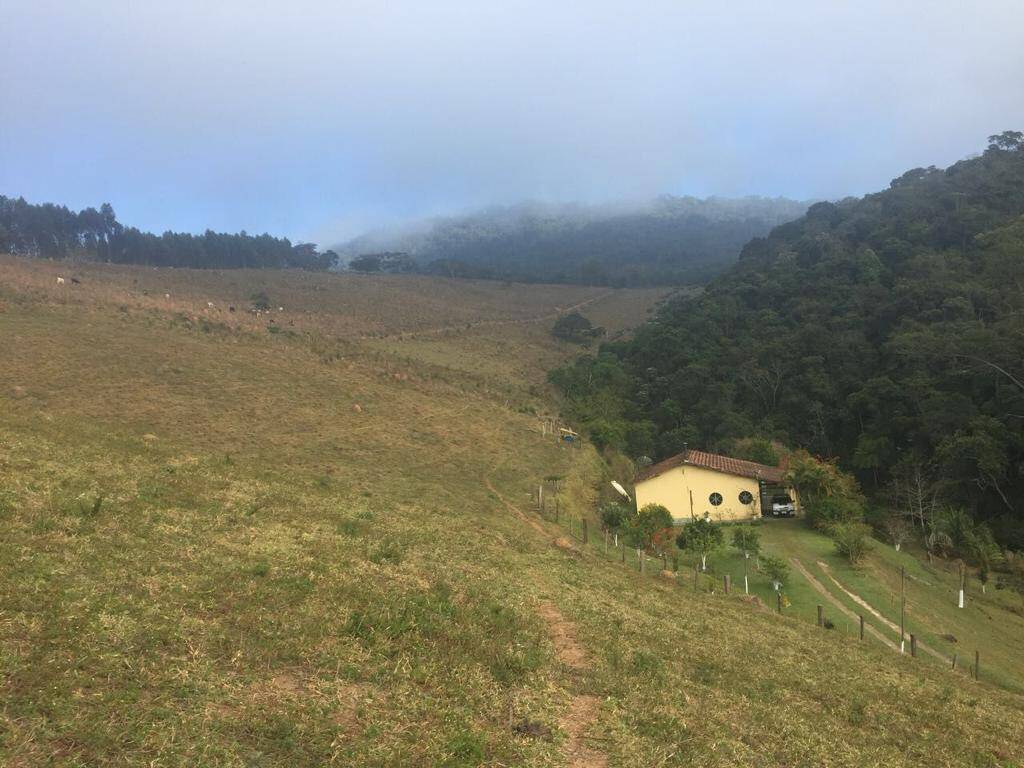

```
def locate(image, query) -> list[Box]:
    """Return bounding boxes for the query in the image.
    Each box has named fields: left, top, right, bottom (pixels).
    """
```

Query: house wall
left=635, top=465, right=764, bottom=522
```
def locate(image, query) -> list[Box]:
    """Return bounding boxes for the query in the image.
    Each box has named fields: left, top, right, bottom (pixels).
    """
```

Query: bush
left=599, top=501, right=630, bottom=534
left=675, top=517, right=724, bottom=570
left=832, top=522, right=874, bottom=564
left=627, top=503, right=674, bottom=551
left=731, top=526, right=761, bottom=557
left=587, top=419, right=625, bottom=452
left=760, top=554, right=790, bottom=587
left=250, top=290, right=271, bottom=311
left=786, top=451, right=866, bottom=529
left=552, top=311, right=603, bottom=343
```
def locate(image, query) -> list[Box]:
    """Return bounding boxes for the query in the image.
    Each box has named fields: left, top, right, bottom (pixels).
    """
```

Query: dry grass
left=1, top=256, right=1022, bottom=767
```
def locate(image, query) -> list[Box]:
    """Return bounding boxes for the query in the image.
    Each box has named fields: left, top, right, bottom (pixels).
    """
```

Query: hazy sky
left=3, top=1, right=1023, bottom=245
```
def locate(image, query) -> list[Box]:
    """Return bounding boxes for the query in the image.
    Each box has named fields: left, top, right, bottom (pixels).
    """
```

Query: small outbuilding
left=634, top=447, right=799, bottom=523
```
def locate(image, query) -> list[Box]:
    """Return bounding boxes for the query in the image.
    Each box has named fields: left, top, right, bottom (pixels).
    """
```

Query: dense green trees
left=336, top=196, right=809, bottom=286
left=0, top=196, right=338, bottom=270
left=552, top=133, right=1024, bottom=548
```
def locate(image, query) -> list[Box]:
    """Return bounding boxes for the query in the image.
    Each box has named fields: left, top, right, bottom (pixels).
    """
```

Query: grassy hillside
left=2, top=256, right=1023, bottom=766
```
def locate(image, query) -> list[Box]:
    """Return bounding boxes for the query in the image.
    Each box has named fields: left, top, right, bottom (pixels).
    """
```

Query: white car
left=771, top=500, right=796, bottom=517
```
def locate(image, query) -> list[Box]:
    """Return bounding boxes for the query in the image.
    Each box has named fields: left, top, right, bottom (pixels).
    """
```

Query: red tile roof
left=636, top=449, right=786, bottom=484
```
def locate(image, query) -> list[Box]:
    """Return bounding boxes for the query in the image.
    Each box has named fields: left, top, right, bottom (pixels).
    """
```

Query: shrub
left=627, top=503, right=673, bottom=551
left=551, top=311, right=603, bottom=343
left=880, top=512, right=912, bottom=551
left=732, top=526, right=761, bottom=558
left=832, top=522, right=874, bottom=564
left=785, top=450, right=866, bottom=529
left=760, top=554, right=790, bottom=587
left=676, top=517, right=724, bottom=571
left=587, top=419, right=625, bottom=452
left=250, top=290, right=271, bottom=311
left=599, top=501, right=630, bottom=534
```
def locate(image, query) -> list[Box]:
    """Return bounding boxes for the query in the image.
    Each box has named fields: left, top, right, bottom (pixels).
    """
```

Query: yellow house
left=634, top=448, right=798, bottom=523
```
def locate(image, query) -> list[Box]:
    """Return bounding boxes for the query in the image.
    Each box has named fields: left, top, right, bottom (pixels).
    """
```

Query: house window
left=709, top=492, right=723, bottom=506
left=739, top=490, right=754, bottom=504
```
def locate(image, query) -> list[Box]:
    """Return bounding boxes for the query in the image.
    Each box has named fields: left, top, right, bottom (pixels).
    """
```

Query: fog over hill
left=333, top=196, right=810, bottom=286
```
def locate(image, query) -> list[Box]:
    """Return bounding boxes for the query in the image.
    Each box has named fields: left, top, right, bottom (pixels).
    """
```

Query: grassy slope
left=1, top=256, right=1023, bottom=766
left=751, top=521, right=1024, bottom=693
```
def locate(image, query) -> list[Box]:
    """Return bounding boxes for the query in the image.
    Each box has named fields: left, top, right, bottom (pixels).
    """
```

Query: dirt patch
left=534, top=602, right=607, bottom=767
left=331, top=683, right=369, bottom=732
left=554, top=536, right=581, bottom=555
left=560, top=695, right=607, bottom=768
left=537, top=602, right=588, bottom=669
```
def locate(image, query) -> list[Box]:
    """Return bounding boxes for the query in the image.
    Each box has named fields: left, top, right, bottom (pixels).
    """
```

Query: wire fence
left=531, top=481, right=988, bottom=685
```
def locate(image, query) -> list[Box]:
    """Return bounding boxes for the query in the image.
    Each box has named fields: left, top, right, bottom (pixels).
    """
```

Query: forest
left=552, top=131, right=1024, bottom=549
left=0, top=196, right=338, bottom=270
left=336, top=196, right=808, bottom=286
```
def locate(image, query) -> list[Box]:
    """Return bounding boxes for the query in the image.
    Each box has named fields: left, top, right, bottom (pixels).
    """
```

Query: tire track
left=367, top=290, right=616, bottom=341
left=816, top=560, right=950, bottom=664
left=790, top=558, right=898, bottom=650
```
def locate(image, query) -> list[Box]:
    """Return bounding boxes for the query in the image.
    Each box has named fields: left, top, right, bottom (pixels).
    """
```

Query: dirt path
left=790, top=558, right=899, bottom=651
left=368, top=290, right=616, bottom=341
left=484, top=476, right=548, bottom=538
left=536, top=602, right=607, bottom=768
left=485, top=474, right=606, bottom=767
left=816, top=561, right=950, bottom=664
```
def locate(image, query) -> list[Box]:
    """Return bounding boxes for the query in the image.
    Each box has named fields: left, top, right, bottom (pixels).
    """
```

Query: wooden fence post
left=974, top=650, right=980, bottom=681
left=638, top=549, right=644, bottom=574
left=582, top=518, right=588, bottom=544
left=621, top=544, right=625, bottom=564
left=910, top=634, right=917, bottom=658
left=724, top=574, right=731, bottom=594
left=817, top=605, right=824, bottom=628
left=859, top=615, right=864, bottom=641
left=951, top=653, right=958, bottom=671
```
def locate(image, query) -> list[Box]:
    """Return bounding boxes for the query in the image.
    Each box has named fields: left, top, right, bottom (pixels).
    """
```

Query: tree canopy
left=336, top=196, right=809, bottom=286
left=551, top=133, right=1024, bottom=547
left=0, top=196, right=338, bottom=271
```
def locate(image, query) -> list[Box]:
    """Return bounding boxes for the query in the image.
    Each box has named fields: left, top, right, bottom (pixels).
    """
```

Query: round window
left=709, top=492, right=723, bottom=506
left=739, top=490, right=754, bottom=504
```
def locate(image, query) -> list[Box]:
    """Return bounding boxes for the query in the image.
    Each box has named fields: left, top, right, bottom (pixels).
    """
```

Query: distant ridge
left=333, top=196, right=810, bottom=286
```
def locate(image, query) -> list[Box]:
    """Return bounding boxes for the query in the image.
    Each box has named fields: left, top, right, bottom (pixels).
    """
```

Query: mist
left=2, top=0, right=1022, bottom=244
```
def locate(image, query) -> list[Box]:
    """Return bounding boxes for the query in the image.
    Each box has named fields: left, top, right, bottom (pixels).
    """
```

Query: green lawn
left=559, top=514, right=1024, bottom=694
